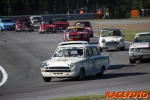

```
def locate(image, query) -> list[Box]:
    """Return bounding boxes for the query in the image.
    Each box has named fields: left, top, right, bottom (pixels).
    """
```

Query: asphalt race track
left=0, top=19, right=150, bottom=100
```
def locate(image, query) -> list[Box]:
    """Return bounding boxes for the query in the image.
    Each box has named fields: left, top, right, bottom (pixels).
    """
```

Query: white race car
left=99, top=28, right=125, bottom=52
left=129, top=32, right=150, bottom=63
left=40, top=41, right=110, bottom=82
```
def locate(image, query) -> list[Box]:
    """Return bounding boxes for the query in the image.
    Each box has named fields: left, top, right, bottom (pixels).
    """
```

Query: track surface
left=0, top=19, right=150, bottom=100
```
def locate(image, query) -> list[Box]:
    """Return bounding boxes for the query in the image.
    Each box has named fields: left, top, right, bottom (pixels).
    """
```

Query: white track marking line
left=0, top=65, right=8, bottom=86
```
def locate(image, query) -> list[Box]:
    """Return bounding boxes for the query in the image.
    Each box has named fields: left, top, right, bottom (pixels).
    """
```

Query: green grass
left=48, top=91, right=150, bottom=100
left=94, top=30, right=150, bottom=42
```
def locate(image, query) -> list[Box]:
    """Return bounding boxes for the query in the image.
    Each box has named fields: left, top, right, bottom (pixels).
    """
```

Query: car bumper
left=41, top=71, right=78, bottom=78
left=129, top=53, right=150, bottom=60
left=69, top=38, right=89, bottom=41
left=102, top=45, right=124, bottom=50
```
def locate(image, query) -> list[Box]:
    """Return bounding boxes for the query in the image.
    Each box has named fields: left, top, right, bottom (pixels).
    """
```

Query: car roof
left=58, top=41, right=98, bottom=48
left=67, top=26, right=84, bottom=29
left=17, top=18, right=29, bottom=20
left=101, top=28, right=121, bottom=31
left=135, top=32, right=150, bottom=35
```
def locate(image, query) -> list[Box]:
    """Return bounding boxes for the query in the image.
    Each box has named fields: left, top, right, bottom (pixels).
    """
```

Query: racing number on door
left=92, top=62, right=96, bottom=69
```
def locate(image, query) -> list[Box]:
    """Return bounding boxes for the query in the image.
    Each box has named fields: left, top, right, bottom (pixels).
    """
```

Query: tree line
left=0, top=0, right=150, bottom=18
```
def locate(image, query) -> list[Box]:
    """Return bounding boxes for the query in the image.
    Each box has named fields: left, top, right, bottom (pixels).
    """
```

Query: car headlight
left=102, top=39, right=105, bottom=43
left=130, top=48, right=135, bottom=52
left=120, top=39, right=123, bottom=42
left=69, top=35, right=73, bottom=38
left=83, top=35, right=87, bottom=38
left=135, top=48, right=140, bottom=52
left=41, top=62, right=48, bottom=68
left=70, top=63, right=75, bottom=69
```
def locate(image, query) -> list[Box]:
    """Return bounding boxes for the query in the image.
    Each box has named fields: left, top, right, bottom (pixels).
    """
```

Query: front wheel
left=96, top=66, right=105, bottom=77
left=43, top=77, right=52, bottom=82
left=76, top=68, right=85, bottom=81
left=129, top=58, right=136, bottom=64
left=120, top=46, right=125, bottom=51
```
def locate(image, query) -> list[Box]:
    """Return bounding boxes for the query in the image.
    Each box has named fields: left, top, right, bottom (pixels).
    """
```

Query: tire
left=55, top=31, right=57, bottom=33
left=76, top=68, right=85, bottom=81
left=129, top=58, right=136, bottom=64
left=120, top=47, right=125, bottom=51
left=96, top=66, right=105, bottom=77
left=43, top=77, right=52, bottom=82
left=91, top=34, right=93, bottom=37
left=39, top=31, right=41, bottom=34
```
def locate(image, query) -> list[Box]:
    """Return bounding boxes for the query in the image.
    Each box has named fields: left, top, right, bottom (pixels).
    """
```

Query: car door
left=91, top=46, right=102, bottom=74
left=85, top=47, right=95, bottom=75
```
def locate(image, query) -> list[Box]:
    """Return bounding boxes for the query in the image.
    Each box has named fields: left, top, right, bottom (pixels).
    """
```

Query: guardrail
left=0, top=14, right=93, bottom=22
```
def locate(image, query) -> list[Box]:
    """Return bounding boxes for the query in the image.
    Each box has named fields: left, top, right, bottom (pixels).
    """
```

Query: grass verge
left=48, top=91, right=150, bottom=100
left=94, top=30, right=150, bottom=42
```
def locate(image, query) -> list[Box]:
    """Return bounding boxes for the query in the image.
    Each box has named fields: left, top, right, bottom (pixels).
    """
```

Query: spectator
left=67, top=9, right=70, bottom=14
left=98, top=7, right=102, bottom=18
left=80, top=8, right=84, bottom=14
left=103, top=7, right=109, bottom=19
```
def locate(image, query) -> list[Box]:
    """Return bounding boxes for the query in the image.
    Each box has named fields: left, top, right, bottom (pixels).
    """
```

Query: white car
left=41, top=41, right=110, bottom=82
left=99, top=28, right=125, bottom=52
left=129, top=32, right=150, bottom=64
left=29, top=16, right=43, bottom=28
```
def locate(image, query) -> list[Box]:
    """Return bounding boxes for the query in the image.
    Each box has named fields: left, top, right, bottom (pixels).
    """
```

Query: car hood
left=69, top=32, right=88, bottom=35
left=43, top=24, right=54, bottom=28
left=2, top=22, right=14, bottom=25
left=101, top=36, right=122, bottom=42
left=43, top=57, right=85, bottom=67
left=130, top=42, right=150, bottom=48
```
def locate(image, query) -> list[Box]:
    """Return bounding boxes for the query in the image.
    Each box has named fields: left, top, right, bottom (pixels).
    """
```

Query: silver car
left=129, top=32, right=150, bottom=63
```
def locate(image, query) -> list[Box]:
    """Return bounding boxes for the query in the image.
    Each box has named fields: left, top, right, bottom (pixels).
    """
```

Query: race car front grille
left=138, top=48, right=150, bottom=53
left=47, top=67, right=70, bottom=69
left=45, top=70, right=71, bottom=72
left=56, top=24, right=66, bottom=27
left=105, top=42, right=119, bottom=46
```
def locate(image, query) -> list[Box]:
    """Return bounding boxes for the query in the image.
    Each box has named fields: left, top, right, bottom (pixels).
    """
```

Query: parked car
left=63, top=26, right=90, bottom=42
left=99, top=28, right=125, bottom=52
left=29, top=16, right=43, bottom=28
left=15, top=18, right=34, bottom=32
left=39, top=20, right=57, bottom=34
left=53, top=18, right=69, bottom=30
left=0, top=18, right=15, bottom=31
left=74, top=21, right=94, bottom=37
left=129, top=32, right=150, bottom=64
left=40, top=41, right=110, bottom=82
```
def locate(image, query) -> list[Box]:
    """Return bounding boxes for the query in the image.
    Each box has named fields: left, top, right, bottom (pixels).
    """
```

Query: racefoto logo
left=106, top=91, right=149, bottom=99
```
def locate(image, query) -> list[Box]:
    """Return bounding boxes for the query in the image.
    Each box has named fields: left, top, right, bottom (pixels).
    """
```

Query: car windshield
left=134, top=34, right=150, bottom=43
left=53, top=19, right=67, bottom=22
left=1, top=19, right=12, bottom=22
left=76, top=22, right=90, bottom=27
left=101, top=30, right=122, bottom=37
left=74, top=28, right=84, bottom=32
left=53, top=47, right=85, bottom=58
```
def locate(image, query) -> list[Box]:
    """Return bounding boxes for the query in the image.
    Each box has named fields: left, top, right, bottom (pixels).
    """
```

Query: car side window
left=91, top=47, right=99, bottom=56
left=86, top=48, right=93, bottom=57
